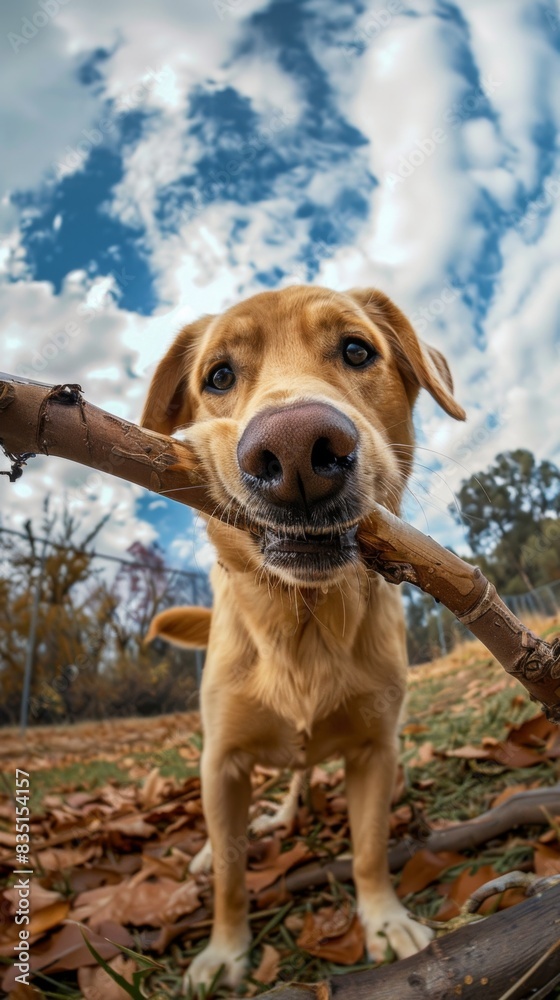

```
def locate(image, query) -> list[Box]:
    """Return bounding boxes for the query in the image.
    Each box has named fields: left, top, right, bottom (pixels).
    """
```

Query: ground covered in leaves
left=1, top=620, right=560, bottom=999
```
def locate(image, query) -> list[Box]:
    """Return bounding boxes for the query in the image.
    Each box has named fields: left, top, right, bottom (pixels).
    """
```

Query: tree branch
left=263, top=884, right=560, bottom=1000
left=1, top=374, right=559, bottom=721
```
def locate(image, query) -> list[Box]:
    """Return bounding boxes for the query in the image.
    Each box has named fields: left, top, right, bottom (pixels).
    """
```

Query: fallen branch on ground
left=258, top=784, right=560, bottom=896
left=263, top=883, right=560, bottom=1000
left=1, top=373, right=559, bottom=720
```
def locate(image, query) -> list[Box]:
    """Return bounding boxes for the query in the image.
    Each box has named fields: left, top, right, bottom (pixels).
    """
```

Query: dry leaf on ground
left=296, top=905, right=365, bottom=964
left=78, top=953, right=137, bottom=1000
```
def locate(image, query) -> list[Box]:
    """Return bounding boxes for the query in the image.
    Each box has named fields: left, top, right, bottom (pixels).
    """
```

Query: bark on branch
left=1, top=374, right=559, bottom=721
left=264, top=883, right=560, bottom=1000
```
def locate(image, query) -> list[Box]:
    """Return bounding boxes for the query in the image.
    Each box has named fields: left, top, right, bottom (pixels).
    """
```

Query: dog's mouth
left=254, top=523, right=360, bottom=584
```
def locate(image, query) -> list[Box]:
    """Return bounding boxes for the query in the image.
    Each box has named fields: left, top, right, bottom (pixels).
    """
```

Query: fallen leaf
left=397, top=850, right=465, bottom=898
left=297, top=906, right=365, bottom=964
left=310, top=766, right=331, bottom=787
left=36, top=843, right=99, bottom=871
left=310, top=785, right=328, bottom=813
left=389, top=804, right=412, bottom=836
left=138, top=767, right=166, bottom=809
left=78, top=953, right=136, bottom=1000
left=250, top=943, right=281, bottom=988
left=487, top=743, right=543, bottom=768
left=3, top=883, right=64, bottom=917
left=507, top=713, right=555, bottom=748
left=8, top=985, right=45, bottom=999
left=27, top=901, right=70, bottom=938
left=446, top=742, right=543, bottom=768
left=408, top=741, right=435, bottom=768
left=285, top=912, right=305, bottom=934
left=415, top=778, right=435, bottom=791
left=491, top=784, right=529, bottom=809
left=0, top=922, right=133, bottom=992
left=80, top=875, right=196, bottom=928
left=105, top=817, right=157, bottom=838
left=247, top=842, right=311, bottom=894
left=446, top=744, right=491, bottom=760
left=434, top=863, right=524, bottom=920
left=329, top=795, right=347, bottom=813
left=248, top=836, right=282, bottom=870
left=161, top=879, right=201, bottom=923
left=534, top=843, right=560, bottom=877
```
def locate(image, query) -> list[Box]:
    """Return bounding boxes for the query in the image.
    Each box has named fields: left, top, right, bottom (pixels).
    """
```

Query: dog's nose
left=237, top=402, right=358, bottom=507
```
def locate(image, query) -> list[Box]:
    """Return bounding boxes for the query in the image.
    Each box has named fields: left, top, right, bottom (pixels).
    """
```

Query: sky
left=1, top=0, right=559, bottom=575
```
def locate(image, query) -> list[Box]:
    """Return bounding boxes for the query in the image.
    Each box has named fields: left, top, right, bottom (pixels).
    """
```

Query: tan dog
left=141, top=285, right=465, bottom=989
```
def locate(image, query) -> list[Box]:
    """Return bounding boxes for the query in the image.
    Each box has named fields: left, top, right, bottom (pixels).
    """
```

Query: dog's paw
left=184, top=934, right=250, bottom=992
left=360, top=896, right=433, bottom=962
left=250, top=809, right=289, bottom=835
left=189, top=838, right=213, bottom=875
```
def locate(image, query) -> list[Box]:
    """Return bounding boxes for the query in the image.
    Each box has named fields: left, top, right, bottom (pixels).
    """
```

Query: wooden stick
left=260, top=785, right=560, bottom=897
left=358, top=513, right=560, bottom=722
left=262, top=884, right=560, bottom=1000
left=1, top=374, right=559, bottom=720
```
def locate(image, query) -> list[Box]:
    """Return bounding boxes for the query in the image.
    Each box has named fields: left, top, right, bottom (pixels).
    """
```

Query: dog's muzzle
left=237, top=402, right=362, bottom=581
left=237, top=401, right=359, bottom=510
left=258, top=523, right=359, bottom=583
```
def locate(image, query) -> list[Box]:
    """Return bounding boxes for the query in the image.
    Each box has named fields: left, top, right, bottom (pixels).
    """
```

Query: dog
left=141, top=284, right=465, bottom=989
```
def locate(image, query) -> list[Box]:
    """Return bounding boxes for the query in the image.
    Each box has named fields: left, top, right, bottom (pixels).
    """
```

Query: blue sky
left=1, top=0, right=559, bottom=571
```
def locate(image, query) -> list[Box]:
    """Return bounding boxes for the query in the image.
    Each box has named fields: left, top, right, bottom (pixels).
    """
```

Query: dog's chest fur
left=210, top=563, right=405, bottom=735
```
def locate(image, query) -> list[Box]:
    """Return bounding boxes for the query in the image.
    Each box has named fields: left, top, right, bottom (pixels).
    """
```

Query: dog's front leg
left=185, top=748, right=252, bottom=990
left=345, top=738, right=433, bottom=962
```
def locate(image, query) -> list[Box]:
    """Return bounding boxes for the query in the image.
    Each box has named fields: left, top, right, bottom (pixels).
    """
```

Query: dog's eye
left=342, top=338, right=377, bottom=368
left=207, top=365, right=236, bottom=391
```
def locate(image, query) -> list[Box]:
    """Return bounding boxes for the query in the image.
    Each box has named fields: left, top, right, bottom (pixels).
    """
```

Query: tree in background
left=404, top=449, right=560, bottom=664
left=0, top=499, right=111, bottom=722
left=449, top=449, right=560, bottom=594
left=0, top=500, right=207, bottom=726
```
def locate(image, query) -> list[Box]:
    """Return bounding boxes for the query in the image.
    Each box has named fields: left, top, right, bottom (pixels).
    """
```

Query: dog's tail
left=145, top=606, right=211, bottom=649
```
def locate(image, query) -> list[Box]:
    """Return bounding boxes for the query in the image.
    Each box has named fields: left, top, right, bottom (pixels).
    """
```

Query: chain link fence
left=0, top=526, right=211, bottom=730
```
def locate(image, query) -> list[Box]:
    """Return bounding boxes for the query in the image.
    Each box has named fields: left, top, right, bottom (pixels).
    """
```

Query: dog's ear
left=140, top=316, right=213, bottom=435
left=348, top=287, right=466, bottom=421
left=145, top=606, right=211, bottom=648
